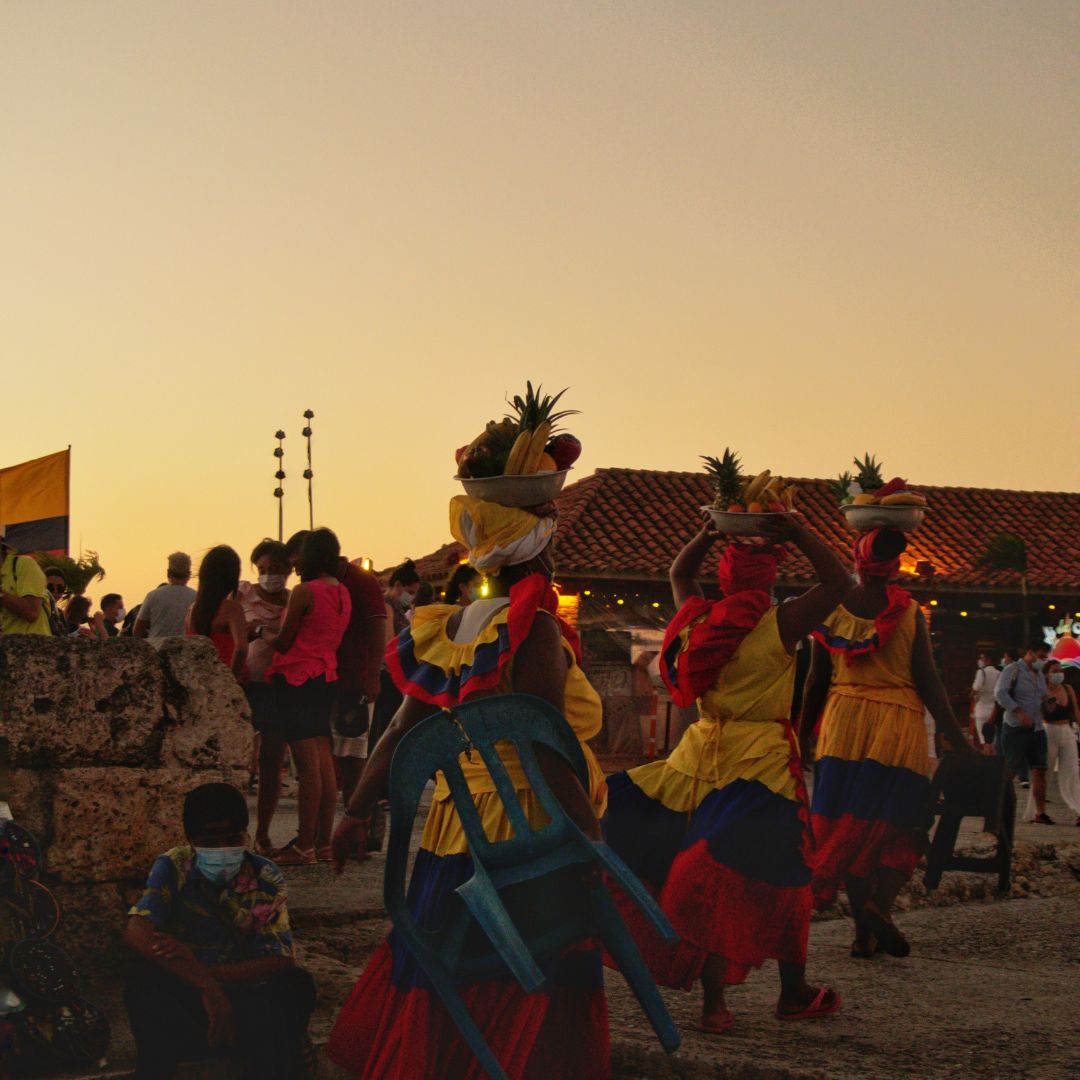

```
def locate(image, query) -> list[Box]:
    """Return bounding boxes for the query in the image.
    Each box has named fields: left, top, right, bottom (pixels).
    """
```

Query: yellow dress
left=604, top=607, right=812, bottom=988
left=328, top=575, right=610, bottom=1080
left=809, top=601, right=929, bottom=906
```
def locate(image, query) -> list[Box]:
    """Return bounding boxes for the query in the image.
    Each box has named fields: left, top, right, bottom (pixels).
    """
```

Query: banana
left=503, top=429, right=532, bottom=475
left=743, top=469, right=772, bottom=503
left=782, top=484, right=798, bottom=509
left=521, top=422, right=552, bottom=474
left=880, top=491, right=927, bottom=507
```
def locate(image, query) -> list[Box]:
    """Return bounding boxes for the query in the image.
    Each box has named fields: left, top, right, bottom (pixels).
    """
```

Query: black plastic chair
left=385, top=693, right=681, bottom=1080
left=924, top=754, right=1015, bottom=893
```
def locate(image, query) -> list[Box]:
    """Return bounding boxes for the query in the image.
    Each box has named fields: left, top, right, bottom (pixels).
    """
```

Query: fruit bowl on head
left=701, top=506, right=792, bottom=536
left=457, top=470, right=571, bottom=508
left=841, top=503, right=928, bottom=533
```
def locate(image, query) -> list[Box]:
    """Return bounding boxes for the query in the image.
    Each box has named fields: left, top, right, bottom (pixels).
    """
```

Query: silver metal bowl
left=840, top=504, right=928, bottom=532
left=701, top=506, right=791, bottom=535
left=456, top=469, right=571, bottom=507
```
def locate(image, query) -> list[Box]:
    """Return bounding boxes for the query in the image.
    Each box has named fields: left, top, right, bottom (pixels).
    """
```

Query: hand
left=150, top=932, right=196, bottom=963
left=331, top=815, right=370, bottom=874
left=1017, top=711, right=1034, bottom=729
left=201, top=983, right=235, bottom=1050
left=693, top=517, right=720, bottom=542
left=757, top=512, right=802, bottom=545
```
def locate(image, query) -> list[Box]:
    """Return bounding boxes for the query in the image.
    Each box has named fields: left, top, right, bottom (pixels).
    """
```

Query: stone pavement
left=58, top=775, right=1080, bottom=1079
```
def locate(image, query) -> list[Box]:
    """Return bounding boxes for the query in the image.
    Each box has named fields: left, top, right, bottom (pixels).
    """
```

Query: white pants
left=1026, top=723, right=1080, bottom=820
left=973, top=705, right=994, bottom=745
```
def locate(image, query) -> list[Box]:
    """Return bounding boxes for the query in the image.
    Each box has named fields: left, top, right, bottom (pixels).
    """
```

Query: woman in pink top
left=264, top=528, right=351, bottom=866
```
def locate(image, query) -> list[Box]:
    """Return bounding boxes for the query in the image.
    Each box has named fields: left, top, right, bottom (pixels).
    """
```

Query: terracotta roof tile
left=409, top=470, right=1080, bottom=595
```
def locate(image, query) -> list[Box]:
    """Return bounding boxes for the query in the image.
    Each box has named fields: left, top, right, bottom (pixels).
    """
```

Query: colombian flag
left=0, top=450, right=70, bottom=555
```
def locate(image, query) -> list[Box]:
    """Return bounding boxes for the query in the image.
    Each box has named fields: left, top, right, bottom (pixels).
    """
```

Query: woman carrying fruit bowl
left=602, top=476, right=852, bottom=1034
left=327, top=389, right=609, bottom=1079
left=801, top=510, right=976, bottom=961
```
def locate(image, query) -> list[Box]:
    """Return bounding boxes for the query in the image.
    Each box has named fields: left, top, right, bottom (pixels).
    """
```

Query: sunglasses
left=47, top=583, right=65, bottom=594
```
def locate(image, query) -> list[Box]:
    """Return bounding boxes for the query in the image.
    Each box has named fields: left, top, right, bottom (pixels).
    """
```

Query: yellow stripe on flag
left=0, top=450, right=70, bottom=526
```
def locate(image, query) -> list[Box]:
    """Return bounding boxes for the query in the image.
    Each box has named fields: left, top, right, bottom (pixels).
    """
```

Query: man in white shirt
left=971, top=652, right=1000, bottom=753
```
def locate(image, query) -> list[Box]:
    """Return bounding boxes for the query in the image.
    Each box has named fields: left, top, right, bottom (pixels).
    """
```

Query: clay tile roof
left=409, top=470, right=1080, bottom=595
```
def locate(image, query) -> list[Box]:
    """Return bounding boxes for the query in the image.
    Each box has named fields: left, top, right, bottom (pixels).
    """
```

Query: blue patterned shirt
left=128, top=846, right=293, bottom=965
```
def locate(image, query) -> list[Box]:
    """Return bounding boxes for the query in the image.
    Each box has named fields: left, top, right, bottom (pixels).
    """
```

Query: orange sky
left=3, top=2, right=1078, bottom=610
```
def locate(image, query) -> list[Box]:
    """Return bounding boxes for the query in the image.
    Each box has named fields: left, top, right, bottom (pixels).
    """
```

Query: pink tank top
left=267, top=579, right=351, bottom=687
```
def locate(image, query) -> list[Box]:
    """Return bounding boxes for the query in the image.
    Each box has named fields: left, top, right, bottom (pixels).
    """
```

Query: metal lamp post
left=273, top=430, right=286, bottom=541
left=302, top=410, right=315, bottom=530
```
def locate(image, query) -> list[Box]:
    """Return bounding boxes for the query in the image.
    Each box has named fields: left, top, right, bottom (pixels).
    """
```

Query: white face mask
left=259, top=573, right=287, bottom=593
left=1049, top=672, right=1065, bottom=686
left=1032, top=658, right=1048, bottom=671
left=115, top=608, right=127, bottom=621
left=977, top=659, right=986, bottom=669
left=398, top=591, right=415, bottom=611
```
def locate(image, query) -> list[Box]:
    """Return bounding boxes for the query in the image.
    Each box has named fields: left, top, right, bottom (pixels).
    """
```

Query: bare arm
left=911, top=610, right=975, bottom=755
left=90, top=612, right=109, bottom=641
left=132, top=617, right=150, bottom=639
left=360, top=615, right=387, bottom=700
left=765, top=516, right=853, bottom=653
left=225, top=599, right=248, bottom=679
left=670, top=522, right=719, bottom=606
left=263, top=584, right=312, bottom=654
left=800, top=639, right=833, bottom=750
left=1, top=591, right=43, bottom=624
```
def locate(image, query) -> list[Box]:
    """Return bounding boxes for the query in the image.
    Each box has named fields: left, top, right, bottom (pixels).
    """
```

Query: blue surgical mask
left=1049, top=672, right=1065, bottom=686
left=194, top=846, right=246, bottom=884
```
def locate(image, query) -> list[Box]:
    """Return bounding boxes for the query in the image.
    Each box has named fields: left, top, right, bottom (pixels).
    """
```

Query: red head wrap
left=853, top=529, right=903, bottom=580
left=717, top=544, right=783, bottom=596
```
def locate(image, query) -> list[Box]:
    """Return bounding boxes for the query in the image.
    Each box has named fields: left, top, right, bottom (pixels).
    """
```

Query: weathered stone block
left=44, top=765, right=246, bottom=882
left=0, top=636, right=166, bottom=768
left=155, top=638, right=252, bottom=769
left=0, top=766, right=52, bottom=841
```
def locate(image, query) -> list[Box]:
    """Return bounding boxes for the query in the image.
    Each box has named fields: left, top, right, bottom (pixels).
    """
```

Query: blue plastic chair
left=384, top=693, right=681, bottom=1080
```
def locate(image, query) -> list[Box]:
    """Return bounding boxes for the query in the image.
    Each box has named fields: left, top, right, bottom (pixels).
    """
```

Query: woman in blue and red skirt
left=604, top=514, right=851, bottom=1033
left=801, top=528, right=975, bottom=958
left=326, top=496, right=609, bottom=1080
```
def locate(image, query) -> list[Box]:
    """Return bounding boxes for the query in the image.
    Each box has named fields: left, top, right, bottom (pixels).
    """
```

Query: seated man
left=123, top=782, right=316, bottom=1080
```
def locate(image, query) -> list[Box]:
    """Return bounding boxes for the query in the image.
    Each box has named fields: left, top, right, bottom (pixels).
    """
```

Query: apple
left=545, top=433, right=581, bottom=470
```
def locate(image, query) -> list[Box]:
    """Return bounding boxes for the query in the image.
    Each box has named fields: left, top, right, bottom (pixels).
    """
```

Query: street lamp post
left=273, top=430, right=286, bottom=541
left=302, top=410, right=315, bottom=530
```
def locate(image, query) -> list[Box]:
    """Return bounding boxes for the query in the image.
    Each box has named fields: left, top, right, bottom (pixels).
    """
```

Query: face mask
left=115, top=608, right=126, bottom=621
left=194, top=846, right=246, bottom=885
left=259, top=574, right=287, bottom=592
left=1032, top=658, right=1047, bottom=671
left=1049, top=672, right=1065, bottom=686
left=399, top=591, right=415, bottom=611
left=467, top=586, right=483, bottom=602
left=977, top=660, right=986, bottom=669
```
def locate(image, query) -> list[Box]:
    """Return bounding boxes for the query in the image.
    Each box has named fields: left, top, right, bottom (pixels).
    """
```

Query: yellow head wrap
left=449, top=496, right=556, bottom=573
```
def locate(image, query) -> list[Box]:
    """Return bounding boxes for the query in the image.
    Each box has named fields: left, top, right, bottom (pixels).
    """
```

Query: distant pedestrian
left=0, top=527, right=52, bottom=636
left=64, top=595, right=105, bottom=639
left=368, top=559, right=420, bottom=750
left=971, top=652, right=1000, bottom=753
left=263, top=529, right=351, bottom=865
left=185, top=546, right=247, bottom=682
left=99, top=592, right=126, bottom=637
left=1032, top=659, right=1080, bottom=825
left=134, top=552, right=197, bottom=638
left=443, top=562, right=480, bottom=606
left=44, top=567, right=68, bottom=636
left=996, top=637, right=1052, bottom=822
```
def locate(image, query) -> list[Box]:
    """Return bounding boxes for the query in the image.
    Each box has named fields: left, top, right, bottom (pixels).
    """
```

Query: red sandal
left=775, top=987, right=842, bottom=1021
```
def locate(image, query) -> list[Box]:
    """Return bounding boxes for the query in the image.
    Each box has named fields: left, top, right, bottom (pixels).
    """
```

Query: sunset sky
left=4, top=2, right=1078, bottom=608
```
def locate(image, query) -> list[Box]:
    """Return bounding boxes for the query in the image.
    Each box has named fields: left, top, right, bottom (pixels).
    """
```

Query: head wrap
left=853, top=529, right=903, bottom=580
left=449, top=495, right=556, bottom=573
left=717, top=544, right=783, bottom=596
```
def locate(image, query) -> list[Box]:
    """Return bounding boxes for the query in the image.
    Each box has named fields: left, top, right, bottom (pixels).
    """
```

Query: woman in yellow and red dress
left=325, top=495, right=609, bottom=1080
left=603, top=514, right=850, bottom=1034
left=801, top=528, right=975, bottom=958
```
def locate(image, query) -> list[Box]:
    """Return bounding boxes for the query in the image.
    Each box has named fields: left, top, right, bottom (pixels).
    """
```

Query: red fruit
left=767, top=501, right=786, bottom=513
left=545, top=433, right=581, bottom=470
left=876, top=476, right=908, bottom=499
left=454, top=445, right=468, bottom=465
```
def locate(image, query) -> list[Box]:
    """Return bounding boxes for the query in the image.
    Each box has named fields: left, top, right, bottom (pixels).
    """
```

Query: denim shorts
left=1002, top=725, right=1048, bottom=773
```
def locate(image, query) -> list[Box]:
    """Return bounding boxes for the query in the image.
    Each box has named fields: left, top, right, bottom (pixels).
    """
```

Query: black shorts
left=243, top=681, right=279, bottom=735
left=270, top=674, right=334, bottom=743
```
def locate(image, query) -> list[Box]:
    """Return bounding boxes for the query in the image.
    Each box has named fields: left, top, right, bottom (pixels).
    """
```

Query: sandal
left=272, top=839, right=317, bottom=866
left=697, top=1009, right=735, bottom=1034
left=861, top=906, right=910, bottom=958
left=254, top=839, right=275, bottom=858
left=316, top=846, right=333, bottom=863
left=775, top=987, right=842, bottom=1021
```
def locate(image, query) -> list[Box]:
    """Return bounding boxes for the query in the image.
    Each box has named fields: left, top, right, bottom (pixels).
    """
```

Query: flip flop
left=696, top=1009, right=735, bottom=1034
left=861, top=907, right=910, bottom=958
left=775, top=987, right=841, bottom=1021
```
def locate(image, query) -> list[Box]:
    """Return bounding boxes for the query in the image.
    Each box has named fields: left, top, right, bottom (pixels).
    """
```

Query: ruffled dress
left=808, top=599, right=929, bottom=906
left=603, top=604, right=811, bottom=988
left=326, top=573, right=610, bottom=1080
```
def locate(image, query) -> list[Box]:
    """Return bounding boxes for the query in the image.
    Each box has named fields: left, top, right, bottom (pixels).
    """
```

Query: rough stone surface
left=0, top=636, right=166, bottom=768
left=46, top=765, right=246, bottom=882
left=154, top=637, right=251, bottom=769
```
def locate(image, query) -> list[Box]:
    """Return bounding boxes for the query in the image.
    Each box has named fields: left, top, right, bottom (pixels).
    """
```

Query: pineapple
left=852, top=453, right=884, bottom=492
left=829, top=470, right=855, bottom=503
left=701, top=449, right=744, bottom=509
left=502, top=383, right=580, bottom=474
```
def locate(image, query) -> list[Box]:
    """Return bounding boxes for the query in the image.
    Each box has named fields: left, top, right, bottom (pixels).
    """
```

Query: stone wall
left=0, top=635, right=251, bottom=964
